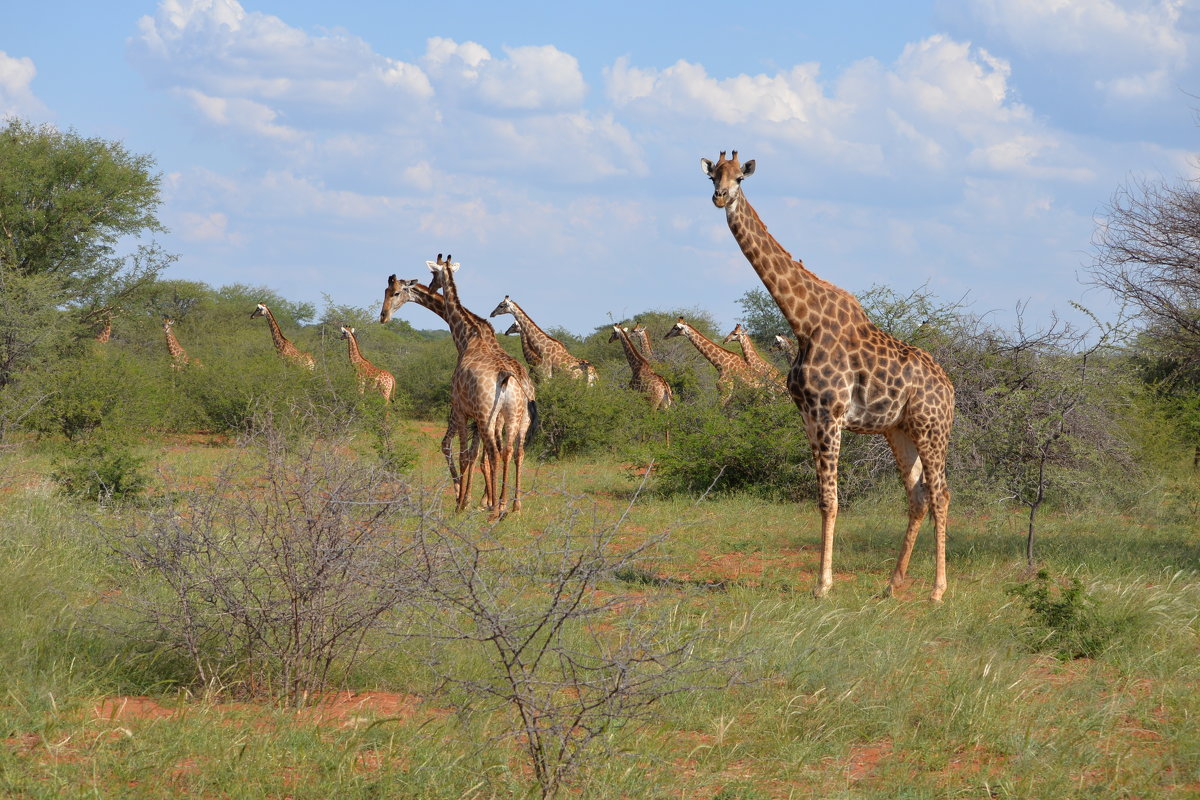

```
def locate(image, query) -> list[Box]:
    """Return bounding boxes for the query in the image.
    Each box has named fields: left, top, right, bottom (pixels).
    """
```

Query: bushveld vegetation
left=1, top=118, right=1198, bottom=798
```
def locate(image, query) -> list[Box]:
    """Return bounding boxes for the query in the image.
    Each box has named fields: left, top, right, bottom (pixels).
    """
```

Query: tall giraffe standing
left=162, top=316, right=201, bottom=369
left=429, top=256, right=534, bottom=519
left=490, top=296, right=596, bottom=384
left=702, top=151, right=954, bottom=601
left=724, top=323, right=786, bottom=390
left=379, top=262, right=535, bottom=519
left=665, top=317, right=765, bottom=404
left=609, top=324, right=672, bottom=410
left=380, top=275, right=497, bottom=507
left=339, top=325, right=396, bottom=404
left=251, top=303, right=315, bottom=369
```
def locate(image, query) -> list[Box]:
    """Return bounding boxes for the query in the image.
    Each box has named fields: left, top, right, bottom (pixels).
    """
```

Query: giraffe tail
left=525, top=399, right=539, bottom=447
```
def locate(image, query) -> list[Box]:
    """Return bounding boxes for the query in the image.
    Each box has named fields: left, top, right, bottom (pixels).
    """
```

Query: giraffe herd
left=99, top=152, right=955, bottom=599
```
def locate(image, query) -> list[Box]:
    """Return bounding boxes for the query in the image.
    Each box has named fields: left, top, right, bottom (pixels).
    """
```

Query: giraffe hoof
left=811, top=584, right=831, bottom=600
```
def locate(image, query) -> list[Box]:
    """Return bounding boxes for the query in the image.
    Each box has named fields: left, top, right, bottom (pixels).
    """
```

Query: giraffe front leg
left=810, top=425, right=843, bottom=599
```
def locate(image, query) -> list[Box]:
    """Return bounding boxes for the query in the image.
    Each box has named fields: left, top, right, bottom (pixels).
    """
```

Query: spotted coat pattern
left=703, top=151, right=955, bottom=601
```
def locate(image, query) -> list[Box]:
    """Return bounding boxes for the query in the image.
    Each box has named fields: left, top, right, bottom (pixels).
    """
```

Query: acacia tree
left=0, top=119, right=172, bottom=388
left=1092, top=174, right=1200, bottom=463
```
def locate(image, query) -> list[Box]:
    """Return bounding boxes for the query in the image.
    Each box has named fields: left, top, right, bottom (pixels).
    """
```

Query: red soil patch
left=297, top=691, right=429, bottom=727
left=94, top=696, right=176, bottom=722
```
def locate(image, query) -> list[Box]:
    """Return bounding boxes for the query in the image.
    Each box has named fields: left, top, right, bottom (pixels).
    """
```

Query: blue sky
left=4, top=0, right=1198, bottom=336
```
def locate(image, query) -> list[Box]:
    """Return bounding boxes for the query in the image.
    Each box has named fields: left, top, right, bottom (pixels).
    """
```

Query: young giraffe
left=724, top=323, right=786, bottom=390
left=162, top=316, right=202, bottom=369
left=490, top=296, right=596, bottom=384
left=703, top=150, right=954, bottom=601
left=251, top=303, right=315, bottom=369
left=339, top=325, right=396, bottom=404
left=609, top=324, right=672, bottom=410
left=429, top=256, right=534, bottom=520
left=665, top=317, right=765, bottom=404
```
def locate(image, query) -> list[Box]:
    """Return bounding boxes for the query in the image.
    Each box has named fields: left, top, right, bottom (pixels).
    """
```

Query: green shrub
left=1006, top=570, right=1111, bottom=660
left=649, top=389, right=814, bottom=500
left=51, top=441, right=150, bottom=502
left=532, top=375, right=650, bottom=459
left=21, top=349, right=181, bottom=440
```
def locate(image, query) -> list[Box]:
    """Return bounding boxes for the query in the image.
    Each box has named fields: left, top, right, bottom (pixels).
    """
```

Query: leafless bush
left=107, top=410, right=430, bottom=705
left=412, top=493, right=741, bottom=797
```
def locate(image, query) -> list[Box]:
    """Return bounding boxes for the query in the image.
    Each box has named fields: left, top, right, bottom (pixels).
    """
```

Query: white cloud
left=422, top=37, right=587, bottom=111
left=607, top=35, right=1080, bottom=180
left=131, top=0, right=433, bottom=123
left=0, top=50, right=49, bottom=120
left=959, top=0, right=1192, bottom=101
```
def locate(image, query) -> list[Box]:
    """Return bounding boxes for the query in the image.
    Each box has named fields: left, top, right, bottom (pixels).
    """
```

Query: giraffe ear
left=701, top=158, right=714, bottom=176
left=449, top=262, right=460, bottom=272
left=742, top=160, right=756, bottom=177
left=425, top=260, right=437, bottom=271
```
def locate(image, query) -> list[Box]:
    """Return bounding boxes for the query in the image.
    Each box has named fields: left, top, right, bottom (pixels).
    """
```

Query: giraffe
left=490, top=296, right=597, bottom=384
left=94, top=311, right=113, bottom=343
left=339, top=325, right=396, bottom=404
left=629, top=322, right=657, bottom=361
left=251, top=303, right=315, bottom=369
left=772, top=333, right=799, bottom=364
left=609, top=324, right=672, bottom=410
left=429, top=256, right=535, bottom=520
left=724, top=323, right=786, bottom=390
left=379, top=262, right=535, bottom=519
left=702, top=150, right=955, bottom=601
left=665, top=317, right=765, bottom=404
left=162, top=316, right=201, bottom=369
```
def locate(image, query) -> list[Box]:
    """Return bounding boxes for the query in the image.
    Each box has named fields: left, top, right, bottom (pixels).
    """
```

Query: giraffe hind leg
left=882, top=428, right=929, bottom=598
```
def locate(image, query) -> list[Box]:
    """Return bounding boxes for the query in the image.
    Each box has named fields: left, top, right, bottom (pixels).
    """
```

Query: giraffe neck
left=632, top=328, right=655, bottom=359
left=345, top=331, right=366, bottom=365
left=513, top=323, right=541, bottom=366
left=406, top=282, right=486, bottom=354
left=681, top=325, right=742, bottom=374
left=262, top=307, right=292, bottom=353
left=727, top=194, right=847, bottom=339
left=164, top=328, right=185, bottom=358
left=505, top=301, right=551, bottom=348
left=616, top=328, right=652, bottom=374
left=737, top=333, right=770, bottom=371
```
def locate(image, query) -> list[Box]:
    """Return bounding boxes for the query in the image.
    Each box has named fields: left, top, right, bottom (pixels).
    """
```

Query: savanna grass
left=0, top=432, right=1197, bottom=799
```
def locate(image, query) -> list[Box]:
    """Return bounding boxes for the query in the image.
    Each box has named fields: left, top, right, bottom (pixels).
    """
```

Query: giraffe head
left=700, top=150, right=755, bottom=209
left=162, top=316, right=175, bottom=331
left=379, top=275, right=421, bottom=323
left=250, top=303, right=269, bottom=319
left=426, top=253, right=459, bottom=293
left=504, top=322, right=521, bottom=336
left=490, top=295, right=517, bottom=318
left=722, top=323, right=747, bottom=345
left=607, top=324, right=626, bottom=344
left=772, top=334, right=791, bottom=351
left=339, top=325, right=355, bottom=340
left=664, top=317, right=689, bottom=340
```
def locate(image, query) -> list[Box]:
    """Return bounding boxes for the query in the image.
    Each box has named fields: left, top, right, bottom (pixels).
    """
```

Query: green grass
left=1, top=424, right=1198, bottom=799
